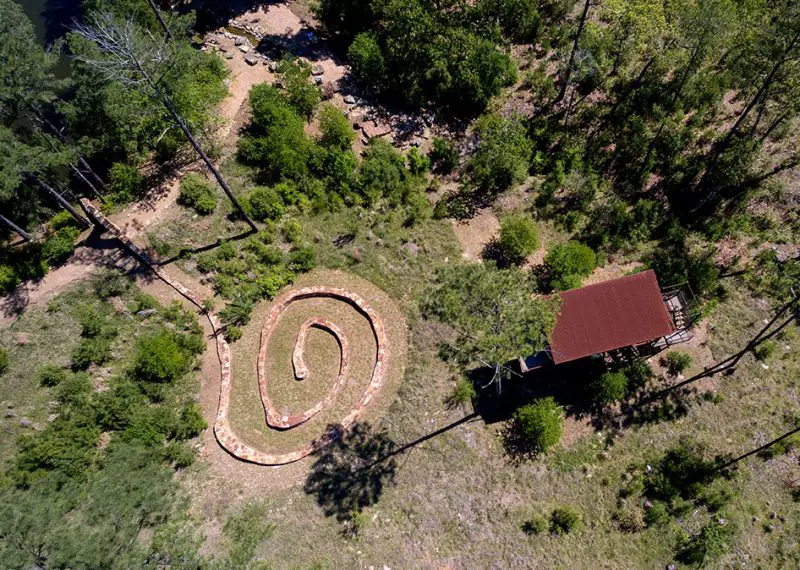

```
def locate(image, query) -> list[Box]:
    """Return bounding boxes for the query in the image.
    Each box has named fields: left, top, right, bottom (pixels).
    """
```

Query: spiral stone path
left=80, top=199, right=392, bottom=465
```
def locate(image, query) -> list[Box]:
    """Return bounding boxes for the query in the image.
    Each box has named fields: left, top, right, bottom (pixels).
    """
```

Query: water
left=17, top=0, right=83, bottom=77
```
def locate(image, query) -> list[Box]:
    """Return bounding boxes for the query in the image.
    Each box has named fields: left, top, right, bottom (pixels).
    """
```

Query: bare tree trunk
left=0, top=214, right=31, bottom=241
left=36, top=112, right=107, bottom=193
left=553, top=0, right=591, bottom=105
left=32, top=175, right=91, bottom=228
left=145, top=0, right=172, bottom=39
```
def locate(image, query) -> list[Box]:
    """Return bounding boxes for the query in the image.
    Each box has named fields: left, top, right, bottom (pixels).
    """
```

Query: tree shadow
left=154, top=229, right=254, bottom=266
left=304, top=423, right=398, bottom=522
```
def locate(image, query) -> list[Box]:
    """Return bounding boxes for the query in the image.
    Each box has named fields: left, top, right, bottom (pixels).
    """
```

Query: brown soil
left=452, top=209, right=500, bottom=262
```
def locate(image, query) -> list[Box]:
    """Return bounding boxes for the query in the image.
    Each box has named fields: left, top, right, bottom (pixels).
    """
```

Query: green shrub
left=521, top=515, right=548, bottom=535
left=429, top=137, right=458, bottom=173
left=277, top=58, right=321, bottom=119
left=132, top=330, right=190, bottom=385
left=644, top=501, right=670, bottom=526
left=678, top=520, right=736, bottom=565
left=109, top=162, right=144, bottom=202
left=50, top=210, right=79, bottom=230
left=348, top=33, right=387, bottom=89
left=318, top=103, right=355, bottom=150
left=172, top=403, right=207, bottom=440
left=698, top=483, right=735, bottom=512
left=513, top=397, right=564, bottom=454
left=498, top=215, right=540, bottom=264
left=753, top=340, right=777, bottom=361
left=0, top=346, right=8, bottom=376
left=132, top=291, right=159, bottom=313
left=590, top=371, right=628, bottom=406
left=71, top=337, right=113, bottom=370
left=645, top=439, right=717, bottom=503
left=282, top=218, right=303, bottom=243
left=247, top=186, right=285, bottom=221
left=0, top=264, right=19, bottom=294
left=42, top=227, right=80, bottom=265
left=468, top=113, right=532, bottom=192
left=544, top=241, right=596, bottom=291
left=614, top=506, right=645, bottom=532
left=164, top=441, right=196, bottom=468
left=121, top=406, right=177, bottom=446
left=550, top=507, right=581, bottom=534
left=225, top=325, right=243, bottom=342
left=216, top=240, right=237, bottom=261
left=447, top=378, right=476, bottom=408
left=38, top=365, right=68, bottom=387
left=93, top=381, right=147, bottom=431
left=662, top=351, right=692, bottom=376
left=219, top=296, right=254, bottom=327
left=288, top=245, right=316, bottom=272
left=56, top=372, right=93, bottom=407
left=178, top=173, right=217, bottom=216
left=406, top=147, right=430, bottom=176
left=623, top=360, right=654, bottom=392
left=92, top=272, right=131, bottom=298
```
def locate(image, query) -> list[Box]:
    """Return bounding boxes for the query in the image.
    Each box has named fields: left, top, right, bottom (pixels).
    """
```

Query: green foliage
left=318, top=103, right=355, bottom=150
left=108, top=162, right=144, bottom=202
left=678, top=520, right=736, bottom=566
left=513, top=397, right=564, bottom=454
left=497, top=214, right=540, bottom=264
left=277, top=58, right=321, bottom=119
left=521, top=514, right=548, bottom=535
left=644, top=501, right=671, bottom=526
left=623, top=360, right=654, bottom=392
left=662, top=351, right=692, bottom=376
left=614, top=506, right=645, bottom=533
left=282, top=218, right=304, bottom=243
left=92, top=271, right=131, bottom=298
left=288, top=244, right=317, bottom=273
left=590, top=371, right=628, bottom=406
left=447, top=377, right=476, bottom=408
left=0, top=345, right=7, bottom=376
left=71, top=336, right=113, bottom=370
left=753, top=340, right=777, bottom=361
left=645, top=439, right=718, bottom=504
left=247, top=186, right=285, bottom=221
left=219, top=296, right=255, bottom=327
left=121, top=406, right=177, bottom=446
left=429, top=137, right=459, bottom=174
left=132, top=329, right=191, bottom=385
left=406, top=147, right=430, bottom=176
left=0, top=264, right=19, bottom=295
left=172, top=402, right=207, bottom=440
left=225, top=325, right=243, bottom=342
left=348, top=33, right=387, bottom=89
left=550, top=507, right=582, bottom=534
left=42, top=227, right=80, bottom=265
left=422, top=263, right=557, bottom=365
left=469, top=113, right=532, bottom=192
left=745, top=250, right=800, bottom=304
left=163, top=441, right=196, bottom=468
left=177, top=173, right=216, bottom=216
left=222, top=502, right=276, bottom=568
left=38, top=365, right=68, bottom=387
left=544, top=241, right=597, bottom=291
left=358, top=138, right=419, bottom=206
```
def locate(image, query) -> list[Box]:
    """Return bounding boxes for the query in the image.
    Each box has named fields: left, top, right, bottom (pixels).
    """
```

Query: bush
left=513, top=397, right=564, bottom=454
left=348, top=33, right=387, bottom=89
left=614, top=506, right=645, bottom=532
left=645, top=439, right=717, bottom=503
left=164, top=441, right=196, bottom=468
left=121, top=406, right=176, bottom=446
left=429, top=137, right=458, bottom=174
left=225, top=325, right=243, bottom=342
left=71, top=337, right=113, bottom=370
left=590, top=371, right=628, bottom=406
left=0, top=264, right=19, bottom=294
left=109, top=162, right=144, bottom=202
left=172, top=402, right=207, bottom=440
left=50, top=210, right=79, bottom=230
left=92, top=271, right=131, bottom=299
left=623, top=361, right=654, bottom=392
left=132, top=330, right=190, bottom=385
left=550, top=507, right=581, bottom=534
left=318, top=103, right=355, bottom=150
left=0, top=346, right=8, bottom=376
left=178, top=173, right=217, bottom=216
left=447, top=377, right=476, bottom=408
left=678, top=520, right=736, bottom=565
left=662, top=351, right=692, bottom=376
left=521, top=515, right=548, bottom=535
left=644, top=501, right=670, bottom=526
left=498, top=215, right=539, bottom=264
left=219, top=296, right=254, bottom=327
left=56, top=372, right=93, bottom=407
left=544, top=241, right=596, bottom=291
left=42, top=227, right=80, bottom=265
left=469, top=113, right=532, bottom=192
left=38, top=365, right=68, bottom=387
left=753, top=340, right=777, bottom=361
left=277, top=58, right=321, bottom=119
left=406, top=147, right=430, bottom=176
left=288, top=245, right=316, bottom=272
left=246, top=186, right=285, bottom=222
left=282, top=218, right=303, bottom=243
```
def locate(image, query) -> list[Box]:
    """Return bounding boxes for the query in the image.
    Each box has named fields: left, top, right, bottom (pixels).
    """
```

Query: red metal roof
left=549, top=270, right=675, bottom=364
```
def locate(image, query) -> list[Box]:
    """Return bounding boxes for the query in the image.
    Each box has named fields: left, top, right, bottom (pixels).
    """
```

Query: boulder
left=268, top=61, right=279, bottom=72
left=314, top=76, right=323, bottom=85
left=344, top=94, right=356, bottom=105
left=234, top=36, right=246, bottom=46
left=238, top=44, right=250, bottom=53
left=225, top=53, right=234, bottom=60
left=19, top=418, right=33, bottom=428
left=245, top=53, right=260, bottom=66
left=311, top=64, right=324, bottom=76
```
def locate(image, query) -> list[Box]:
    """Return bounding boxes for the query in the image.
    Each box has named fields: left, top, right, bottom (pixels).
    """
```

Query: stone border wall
left=79, top=199, right=390, bottom=465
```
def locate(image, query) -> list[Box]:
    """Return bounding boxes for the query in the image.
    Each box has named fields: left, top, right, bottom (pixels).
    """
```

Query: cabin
left=520, top=269, right=696, bottom=372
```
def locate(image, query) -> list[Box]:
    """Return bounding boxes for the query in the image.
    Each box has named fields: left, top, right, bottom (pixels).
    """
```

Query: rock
left=262, top=59, right=270, bottom=66
left=14, top=332, right=31, bottom=345
left=311, top=64, right=324, bottom=76
left=268, top=61, right=279, bottom=72
left=47, top=414, right=58, bottom=423
left=137, top=308, right=157, bottom=317
left=314, top=76, right=323, bottom=85
left=401, top=242, right=421, bottom=255
left=5, top=409, right=16, bottom=418
left=643, top=500, right=653, bottom=510
left=225, top=53, right=234, bottom=60
left=245, top=53, right=259, bottom=66
left=344, top=94, right=356, bottom=105
left=234, top=36, right=246, bottom=46
left=19, top=418, right=33, bottom=428
left=218, top=45, right=228, bottom=53
left=666, top=564, right=677, bottom=570
left=238, top=45, right=250, bottom=53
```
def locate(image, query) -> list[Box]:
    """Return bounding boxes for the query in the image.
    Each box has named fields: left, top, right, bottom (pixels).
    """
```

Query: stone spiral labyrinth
left=215, top=286, right=389, bottom=464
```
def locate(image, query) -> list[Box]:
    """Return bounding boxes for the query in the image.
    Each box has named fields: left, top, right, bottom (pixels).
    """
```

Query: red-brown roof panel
left=549, top=270, right=675, bottom=364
